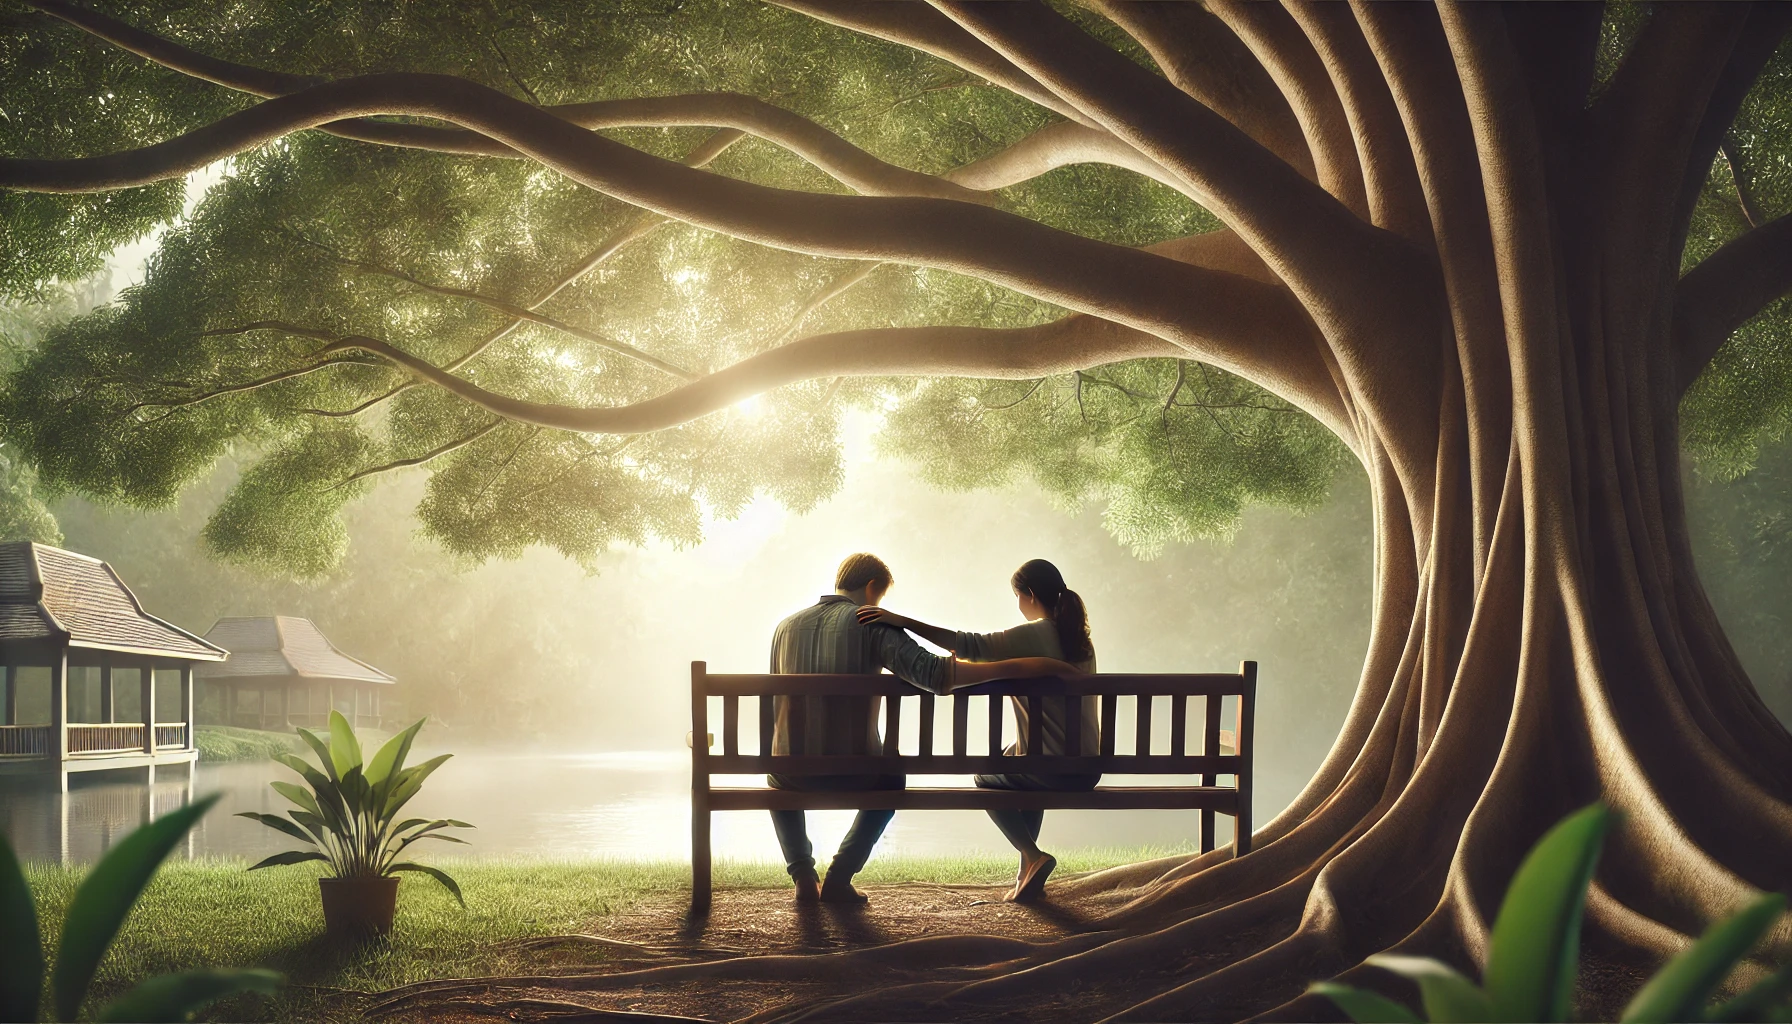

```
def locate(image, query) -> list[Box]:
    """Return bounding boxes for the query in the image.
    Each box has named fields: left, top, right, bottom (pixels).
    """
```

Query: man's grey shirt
left=769, top=595, right=952, bottom=756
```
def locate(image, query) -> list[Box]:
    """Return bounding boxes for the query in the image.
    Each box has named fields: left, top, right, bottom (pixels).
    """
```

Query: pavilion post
left=3, top=663, right=14, bottom=726
left=50, top=648, right=67, bottom=793
left=100, top=654, right=114, bottom=723
left=180, top=665, right=195, bottom=752
left=141, top=666, right=156, bottom=771
left=281, top=681, right=291, bottom=727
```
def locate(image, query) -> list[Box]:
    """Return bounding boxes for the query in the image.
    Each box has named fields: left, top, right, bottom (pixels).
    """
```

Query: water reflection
left=0, top=750, right=1211, bottom=864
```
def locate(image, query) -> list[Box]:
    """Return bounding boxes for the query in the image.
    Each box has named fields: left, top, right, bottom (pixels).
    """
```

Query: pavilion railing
left=154, top=724, right=186, bottom=748
left=68, top=724, right=146, bottom=754
left=0, top=725, right=51, bottom=756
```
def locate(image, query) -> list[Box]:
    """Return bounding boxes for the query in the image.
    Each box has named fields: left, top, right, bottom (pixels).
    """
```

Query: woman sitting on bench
left=857, top=558, right=1098, bottom=901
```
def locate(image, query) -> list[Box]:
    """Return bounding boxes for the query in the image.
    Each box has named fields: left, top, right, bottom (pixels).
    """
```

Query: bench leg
left=1233, top=801, right=1252, bottom=857
left=691, top=793, right=712, bottom=908
left=1200, top=809, right=1215, bottom=854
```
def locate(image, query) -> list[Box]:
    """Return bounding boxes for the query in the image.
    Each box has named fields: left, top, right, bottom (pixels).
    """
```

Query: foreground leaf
left=246, top=850, right=329, bottom=871
left=1309, top=981, right=1424, bottom=1023
left=1708, top=964, right=1792, bottom=1023
left=1622, top=892, right=1789, bottom=1023
left=96, top=968, right=281, bottom=1023
left=1484, top=803, right=1613, bottom=1023
left=234, top=812, right=316, bottom=847
left=0, top=832, right=43, bottom=1024
left=327, top=710, right=362, bottom=778
left=365, top=717, right=425, bottom=787
left=1368, top=954, right=1495, bottom=1023
left=389, top=862, right=465, bottom=908
left=294, top=729, right=337, bottom=782
left=52, top=794, right=219, bottom=1022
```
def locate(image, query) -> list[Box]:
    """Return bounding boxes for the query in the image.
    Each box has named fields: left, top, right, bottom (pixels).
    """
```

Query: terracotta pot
left=319, top=876, right=399, bottom=939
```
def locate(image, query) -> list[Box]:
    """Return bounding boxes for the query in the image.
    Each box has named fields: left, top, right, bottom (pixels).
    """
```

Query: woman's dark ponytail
left=1011, top=558, right=1093, bottom=664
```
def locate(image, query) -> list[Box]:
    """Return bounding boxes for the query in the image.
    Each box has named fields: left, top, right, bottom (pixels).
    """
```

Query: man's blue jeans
left=767, top=773, right=905, bottom=880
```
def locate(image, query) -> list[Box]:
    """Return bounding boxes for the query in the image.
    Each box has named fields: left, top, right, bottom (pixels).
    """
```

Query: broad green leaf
left=96, top=968, right=281, bottom=1023
left=52, top=794, right=218, bottom=1023
left=383, top=754, right=452, bottom=818
left=294, top=729, right=337, bottom=782
left=365, top=718, right=425, bottom=787
left=1309, top=982, right=1424, bottom=1024
left=1484, top=802, right=1612, bottom=1023
left=1368, top=955, right=1496, bottom=1023
left=1622, top=892, right=1788, bottom=1023
left=0, top=832, right=44, bottom=1024
left=246, top=850, right=329, bottom=871
left=269, top=780, right=322, bottom=818
left=327, top=710, right=361, bottom=778
left=233, top=812, right=317, bottom=847
left=389, top=862, right=465, bottom=908
left=1709, top=964, right=1792, bottom=1023
left=338, top=766, right=371, bottom=818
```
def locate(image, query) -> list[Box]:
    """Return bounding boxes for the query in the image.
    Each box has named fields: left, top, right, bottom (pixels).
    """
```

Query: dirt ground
left=362, top=877, right=1130, bottom=1024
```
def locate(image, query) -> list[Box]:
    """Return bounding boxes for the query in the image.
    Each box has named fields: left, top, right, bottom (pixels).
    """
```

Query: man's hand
left=856, top=605, right=911, bottom=628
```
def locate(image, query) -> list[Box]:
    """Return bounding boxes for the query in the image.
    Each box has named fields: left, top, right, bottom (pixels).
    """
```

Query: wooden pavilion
left=196, top=616, right=395, bottom=730
left=0, top=542, right=225, bottom=791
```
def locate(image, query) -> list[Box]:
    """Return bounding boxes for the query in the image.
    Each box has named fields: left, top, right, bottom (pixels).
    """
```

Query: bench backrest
left=690, top=661, right=1256, bottom=789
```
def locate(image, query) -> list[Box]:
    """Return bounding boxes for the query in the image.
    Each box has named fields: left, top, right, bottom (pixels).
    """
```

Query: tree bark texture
left=6, top=2, right=1792, bottom=1020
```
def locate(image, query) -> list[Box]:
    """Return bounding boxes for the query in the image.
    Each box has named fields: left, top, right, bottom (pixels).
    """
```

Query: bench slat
left=758, top=694, right=773, bottom=756
left=1100, top=693, right=1118, bottom=757
left=884, top=693, right=900, bottom=754
left=723, top=695, right=738, bottom=757
left=987, top=693, right=1002, bottom=756
left=1170, top=694, right=1187, bottom=757
left=1136, top=694, right=1153, bottom=757
left=919, top=694, right=935, bottom=757
left=1065, top=697, right=1082, bottom=757
left=1027, top=694, right=1043, bottom=758
left=703, top=753, right=1244, bottom=775
left=1202, top=692, right=1222, bottom=853
left=953, top=694, right=969, bottom=757
left=710, top=786, right=1242, bottom=812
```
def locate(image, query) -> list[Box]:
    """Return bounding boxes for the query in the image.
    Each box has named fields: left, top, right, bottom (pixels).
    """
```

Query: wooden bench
left=689, top=660, right=1257, bottom=906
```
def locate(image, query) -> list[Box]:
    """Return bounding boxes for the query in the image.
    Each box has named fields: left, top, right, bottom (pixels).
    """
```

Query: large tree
left=3, top=1, right=1792, bottom=1019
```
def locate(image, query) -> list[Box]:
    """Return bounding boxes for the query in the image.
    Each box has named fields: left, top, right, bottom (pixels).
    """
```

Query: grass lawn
left=26, top=849, right=1176, bottom=1022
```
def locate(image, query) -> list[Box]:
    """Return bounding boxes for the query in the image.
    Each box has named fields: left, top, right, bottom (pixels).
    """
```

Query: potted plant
left=238, top=711, right=472, bottom=939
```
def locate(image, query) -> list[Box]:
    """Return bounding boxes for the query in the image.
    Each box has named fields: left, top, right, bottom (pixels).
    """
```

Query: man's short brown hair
left=835, top=553, right=893, bottom=593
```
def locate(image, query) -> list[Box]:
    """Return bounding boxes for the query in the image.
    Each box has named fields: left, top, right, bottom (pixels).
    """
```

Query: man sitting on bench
left=769, top=552, right=1079, bottom=904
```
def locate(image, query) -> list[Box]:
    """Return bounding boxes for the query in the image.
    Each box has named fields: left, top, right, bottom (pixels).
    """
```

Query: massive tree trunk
left=6, top=1, right=1792, bottom=1020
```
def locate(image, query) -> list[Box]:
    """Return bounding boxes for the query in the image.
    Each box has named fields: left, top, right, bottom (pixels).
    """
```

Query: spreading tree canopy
left=4, top=2, right=1792, bottom=1021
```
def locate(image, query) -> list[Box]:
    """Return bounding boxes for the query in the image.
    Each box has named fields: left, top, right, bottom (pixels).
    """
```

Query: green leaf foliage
left=95, top=968, right=280, bottom=1023
left=1307, top=982, right=1424, bottom=1024
left=326, top=709, right=361, bottom=778
left=1365, top=955, right=1496, bottom=1024
left=1708, top=965, right=1792, bottom=1023
left=1621, top=893, right=1789, bottom=1024
left=387, top=862, right=465, bottom=908
left=1483, top=803, right=1613, bottom=1023
left=51, top=794, right=220, bottom=1022
left=0, top=831, right=44, bottom=1024
left=0, top=0, right=1349, bottom=576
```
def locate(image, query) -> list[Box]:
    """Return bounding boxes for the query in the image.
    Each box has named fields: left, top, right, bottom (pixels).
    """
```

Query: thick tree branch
left=1674, top=214, right=1792, bottom=394
left=336, top=419, right=505, bottom=488
left=769, top=0, right=1098, bottom=128
left=1083, top=0, right=1313, bottom=179
left=1283, top=2, right=1429, bottom=243
left=1204, top=0, right=1368, bottom=217
left=1672, top=5, right=1792, bottom=248
left=26, top=0, right=988, bottom=203
left=0, top=72, right=1305, bottom=374
left=944, top=121, right=1180, bottom=192
left=119, top=355, right=375, bottom=421
left=929, top=3, right=1415, bottom=335
left=247, top=317, right=1190, bottom=435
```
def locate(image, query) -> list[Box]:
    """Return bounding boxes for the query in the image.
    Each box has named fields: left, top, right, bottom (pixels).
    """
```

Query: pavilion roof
left=196, top=616, right=395, bottom=686
left=0, top=542, right=226, bottom=660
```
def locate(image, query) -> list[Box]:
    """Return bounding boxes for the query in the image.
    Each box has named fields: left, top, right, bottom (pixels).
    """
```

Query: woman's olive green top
left=950, top=618, right=1098, bottom=758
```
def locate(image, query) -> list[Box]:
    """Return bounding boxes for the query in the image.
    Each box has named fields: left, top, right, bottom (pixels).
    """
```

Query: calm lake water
left=0, top=750, right=1216, bottom=865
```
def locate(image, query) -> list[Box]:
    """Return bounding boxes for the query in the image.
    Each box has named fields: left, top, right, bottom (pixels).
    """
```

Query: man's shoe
left=1008, top=852, right=1057, bottom=903
left=793, top=869, right=822, bottom=903
left=819, top=873, right=870, bottom=904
